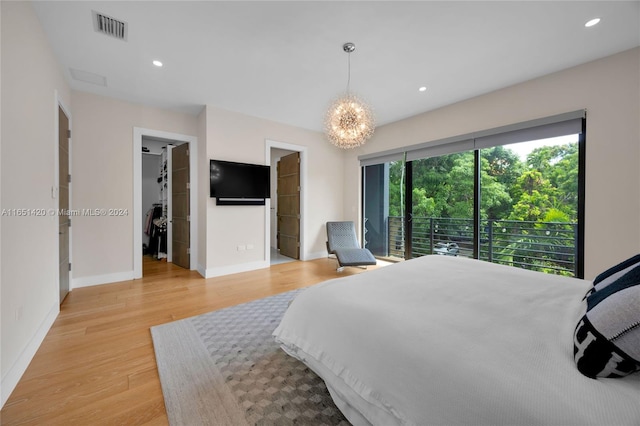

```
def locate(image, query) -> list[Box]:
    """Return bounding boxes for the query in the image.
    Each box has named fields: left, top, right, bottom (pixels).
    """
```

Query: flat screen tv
left=210, top=159, right=270, bottom=205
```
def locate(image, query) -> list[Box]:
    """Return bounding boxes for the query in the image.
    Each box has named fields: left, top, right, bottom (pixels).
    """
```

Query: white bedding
left=273, top=255, right=640, bottom=426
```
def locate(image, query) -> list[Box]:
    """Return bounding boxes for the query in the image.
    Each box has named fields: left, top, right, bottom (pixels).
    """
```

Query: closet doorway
left=141, top=137, right=190, bottom=272
left=277, top=152, right=300, bottom=260
left=267, top=141, right=307, bottom=265
left=134, top=128, right=198, bottom=279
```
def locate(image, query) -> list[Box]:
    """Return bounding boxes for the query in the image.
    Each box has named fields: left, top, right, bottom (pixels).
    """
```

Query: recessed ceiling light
left=585, top=18, right=601, bottom=27
left=152, top=60, right=163, bottom=67
left=418, top=86, right=427, bottom=92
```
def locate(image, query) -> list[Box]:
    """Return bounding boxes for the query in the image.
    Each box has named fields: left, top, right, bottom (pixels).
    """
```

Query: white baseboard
left=205, top=260, right=269, bottom=278
left=1, top=301, right=59, bottom=408
left=71, top=270, right=135, bottom=289
left=305, top=251, right=328, bottom=261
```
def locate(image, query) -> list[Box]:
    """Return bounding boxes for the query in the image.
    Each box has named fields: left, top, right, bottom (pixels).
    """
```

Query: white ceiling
left=32, top=1, right=640, bottom=132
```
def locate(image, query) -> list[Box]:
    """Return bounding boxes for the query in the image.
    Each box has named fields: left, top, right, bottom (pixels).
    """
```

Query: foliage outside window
left=379, top=139, right=579, bottom=276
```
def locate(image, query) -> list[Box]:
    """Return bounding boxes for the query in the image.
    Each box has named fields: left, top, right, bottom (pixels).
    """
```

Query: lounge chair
left=326, top=221, right=377, bottom=272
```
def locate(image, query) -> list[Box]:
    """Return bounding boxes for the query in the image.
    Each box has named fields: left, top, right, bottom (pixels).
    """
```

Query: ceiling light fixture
left=152, top=60, right=163, bottom=67
left=324, top=42, right=375, bottom=149
left=585, top=18, right=601, bottom=27
left=418, top=86, right=427, bottom=92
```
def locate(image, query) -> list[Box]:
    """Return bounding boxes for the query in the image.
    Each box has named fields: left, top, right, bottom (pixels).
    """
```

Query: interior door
left=277, top=152, right=300, bottom=259
left=58, top=107, right=70, bottom=304
left=171, top=144, right=190, bottom=269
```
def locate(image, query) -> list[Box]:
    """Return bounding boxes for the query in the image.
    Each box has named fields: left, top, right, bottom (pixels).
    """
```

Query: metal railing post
left=430, top=218, right=434, bottom=254
left=574, top=224, right=578, bottom=277
left=387, top=218, right=391, bottom=258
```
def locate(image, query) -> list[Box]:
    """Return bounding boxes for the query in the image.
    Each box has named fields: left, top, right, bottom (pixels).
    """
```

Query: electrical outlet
left=237, top=245, right=246, bottom=251
left=247, top=244, right=254, bottom=250
left=15, top=306, right=23, bottom=321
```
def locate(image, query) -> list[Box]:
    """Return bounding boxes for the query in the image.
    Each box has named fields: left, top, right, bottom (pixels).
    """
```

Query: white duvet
left=273, top=255, right=640, bottom=426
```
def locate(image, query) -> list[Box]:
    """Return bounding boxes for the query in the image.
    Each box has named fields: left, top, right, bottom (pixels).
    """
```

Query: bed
left=272, top=255, right=640, bottom=426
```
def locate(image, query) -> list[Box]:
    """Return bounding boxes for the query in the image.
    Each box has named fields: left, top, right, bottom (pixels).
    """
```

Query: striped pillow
left=574, top=262, right=640, bottom=378
left=592, top=253, right=640, bottom=292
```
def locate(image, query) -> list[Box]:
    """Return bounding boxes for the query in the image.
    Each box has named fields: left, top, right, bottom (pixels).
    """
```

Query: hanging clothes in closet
left=146, top=204, right=166, bottom=258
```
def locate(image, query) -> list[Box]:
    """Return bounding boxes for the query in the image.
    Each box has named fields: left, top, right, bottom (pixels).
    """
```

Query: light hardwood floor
left=1, top=256, right=383, bottom=425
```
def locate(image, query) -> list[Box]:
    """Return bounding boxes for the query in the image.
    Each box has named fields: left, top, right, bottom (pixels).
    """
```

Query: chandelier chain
left=346, top=51, right=351, bottom=93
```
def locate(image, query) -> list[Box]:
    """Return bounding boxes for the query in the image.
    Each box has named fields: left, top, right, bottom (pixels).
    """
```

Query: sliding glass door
left=409, top=152, right=475, bottom=259
left=362, top=159, right=405, bottom=260
left=479, top=137, right=580, bottom=275
left=360, top=111, right=585, bottom=277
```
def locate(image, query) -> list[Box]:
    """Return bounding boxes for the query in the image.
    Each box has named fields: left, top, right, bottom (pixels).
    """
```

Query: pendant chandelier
left=324, top=42, right=375, bottom=149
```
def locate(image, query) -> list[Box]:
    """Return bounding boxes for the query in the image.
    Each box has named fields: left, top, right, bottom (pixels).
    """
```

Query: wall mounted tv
left=209, top=159, right=270, bottom=206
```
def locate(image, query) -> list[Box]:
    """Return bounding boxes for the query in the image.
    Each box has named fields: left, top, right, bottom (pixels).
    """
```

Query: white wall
left=70, top=92, right=198, bottom=285
left=203, top=106, right=344, bottom=276
left=344, top=47, right=640, bottom=279
left=0, top=1, right=71, bottom=406
left=69, top=97, right=343, bottom=281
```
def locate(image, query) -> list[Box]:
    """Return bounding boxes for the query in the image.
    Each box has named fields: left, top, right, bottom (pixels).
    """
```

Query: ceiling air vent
left=92, top=10, right=128, bottom=41
left=69, top=68, right=107, bottom=87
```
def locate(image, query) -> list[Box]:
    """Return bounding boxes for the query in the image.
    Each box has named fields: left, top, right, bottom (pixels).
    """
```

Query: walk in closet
left=142, top=139, right=170, bottom=259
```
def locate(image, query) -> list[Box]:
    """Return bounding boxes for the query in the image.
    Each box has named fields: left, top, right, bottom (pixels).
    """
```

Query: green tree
left=481, top=146, right=523, bottom=219
left=508, top=170, right=554, bottom=221
left=412, top=154, right=459, bottom=217
left=509, top=191, right=550, bottom=222
left=441, top=154, right=512, bottom=219
left=526, top=143, right=578, bottom=220
left=388, top=161, right=405, bottom=217
left=412, top=187, right=436, bottom=217
left=385, top=143, right=577, bottom=222
left=445, top=153, right=475, bottom=218
left=482, top=146, right=524, bottom=188
left=480, top=168, right=512, bottom=220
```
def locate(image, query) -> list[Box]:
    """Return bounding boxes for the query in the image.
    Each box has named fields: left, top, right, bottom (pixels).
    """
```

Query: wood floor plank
left=0, top=255, right=386, bottom=425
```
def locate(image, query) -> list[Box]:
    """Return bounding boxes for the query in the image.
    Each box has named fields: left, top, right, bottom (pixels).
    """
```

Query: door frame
left=54, top=91, right=72, bottom=299
left=133, top=128, right=198, bottom=278
left=265, top=140, right=307, bottom=262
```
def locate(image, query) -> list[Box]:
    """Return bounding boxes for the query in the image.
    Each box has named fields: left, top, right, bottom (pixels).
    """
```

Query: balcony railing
left=385, top=216, right=577, bottom=276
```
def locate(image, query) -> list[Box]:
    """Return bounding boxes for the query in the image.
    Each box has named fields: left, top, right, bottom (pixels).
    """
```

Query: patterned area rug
left=151, top=290, right=350, bottom=426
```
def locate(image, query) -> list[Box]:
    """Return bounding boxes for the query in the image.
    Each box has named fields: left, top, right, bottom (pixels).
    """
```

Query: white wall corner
left=197, top=263, right=207, bottom=278
left=1, top=301, right=59, bottom=408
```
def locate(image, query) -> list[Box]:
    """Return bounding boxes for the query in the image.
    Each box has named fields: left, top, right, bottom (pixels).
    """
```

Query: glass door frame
left=387, top=124, right=585, bottom=278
